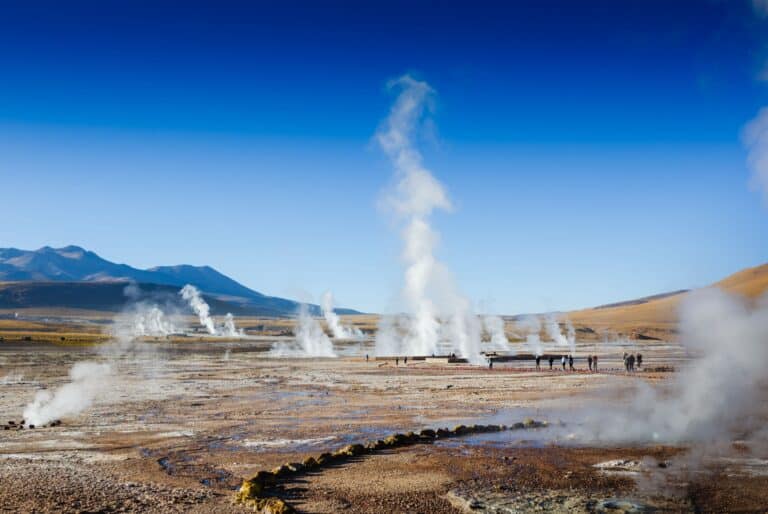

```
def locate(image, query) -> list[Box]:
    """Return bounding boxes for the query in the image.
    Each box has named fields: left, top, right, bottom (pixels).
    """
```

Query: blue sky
left=1, top=0, right=767, bottom=314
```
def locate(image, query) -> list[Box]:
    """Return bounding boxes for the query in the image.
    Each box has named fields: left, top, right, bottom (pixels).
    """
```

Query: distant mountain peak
left=0, top=245, right=361, bottom=315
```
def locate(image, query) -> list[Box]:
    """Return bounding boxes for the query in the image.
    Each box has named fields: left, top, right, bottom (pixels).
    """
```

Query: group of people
left=531, top=354, right=602, bottom=372
left=623, top=352, right=642, bottom=371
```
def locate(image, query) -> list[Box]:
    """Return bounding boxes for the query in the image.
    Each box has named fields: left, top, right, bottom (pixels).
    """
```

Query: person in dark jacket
left=535, top=355, right=541, bottom=370
left=568, top=354, right=574, bottom=371
left=548, top=356, right=554, bottom=370
left=587, top=355, right=593, bottom=371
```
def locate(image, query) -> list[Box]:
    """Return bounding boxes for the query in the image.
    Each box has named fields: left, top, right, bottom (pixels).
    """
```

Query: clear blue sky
left=1, top=0, right=767, bottom=314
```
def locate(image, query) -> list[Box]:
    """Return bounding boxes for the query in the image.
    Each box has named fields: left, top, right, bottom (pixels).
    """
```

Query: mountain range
left=0, top=245, right=358, bottom=316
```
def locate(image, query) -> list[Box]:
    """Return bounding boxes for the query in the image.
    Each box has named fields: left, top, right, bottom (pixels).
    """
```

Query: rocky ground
left=0, top=339, right=766, bottom=513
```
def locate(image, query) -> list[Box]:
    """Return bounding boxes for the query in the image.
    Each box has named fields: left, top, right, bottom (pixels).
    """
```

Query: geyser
left=580, top=288, right=768, bottom=444
left=270, top=303, right=337, bottom=357
left=180, top=284, right=216, bottom=334
left=374, top=75, right=483, bottom=364
left=295, top=303, right=337, bottom=356
left=482, top=315, right=515, bottom=353
left=23, top=361, right=112, bottom=426
left=516, top=315, right=544, bottom=357
left=220, top=312, right=244, bottom=337
left=321, top=291, right=362, bottom=339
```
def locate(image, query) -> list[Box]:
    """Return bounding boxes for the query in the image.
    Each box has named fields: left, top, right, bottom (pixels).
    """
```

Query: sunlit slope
left=566, top=263, right=768, bottom=339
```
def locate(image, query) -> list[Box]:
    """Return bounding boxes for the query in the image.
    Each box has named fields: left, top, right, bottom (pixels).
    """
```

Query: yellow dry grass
left=565, top=262, right=768, bottom=339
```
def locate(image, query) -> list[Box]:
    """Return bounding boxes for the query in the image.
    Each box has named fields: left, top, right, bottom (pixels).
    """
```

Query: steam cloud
left=295, top=303, right=337, bottom=356
left=23, top=362, right=112, bottom=426
left=579, top=288, right=768, bottom=445
left=516, top=315, right=544, bottom=357
left=753, top=0, right=768, bottom=17
left=744, top=107, right=768, bottom=203
left=482, top=315, right=515, bottom=353
left=180, top=284, right=216, bottom=334
left=219, top=312, right=244, bottom=337
left=374, top=75, right=483, bottom=364
left=270, top=303, right=337, bottom=357
left=544, top=315, right=576, bottom=354
left=321, top=291, right=362, bottom=339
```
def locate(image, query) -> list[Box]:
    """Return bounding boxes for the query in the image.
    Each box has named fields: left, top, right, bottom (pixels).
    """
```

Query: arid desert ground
left=1, top=332, right=767, bottom=513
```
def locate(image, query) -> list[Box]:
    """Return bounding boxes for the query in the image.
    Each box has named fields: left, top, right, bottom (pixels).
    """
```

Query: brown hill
left=566, top=263, right=768, bottom=340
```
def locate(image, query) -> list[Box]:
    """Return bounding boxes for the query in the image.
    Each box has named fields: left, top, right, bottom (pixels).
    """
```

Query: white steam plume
left=220, top=313, right=244, bottom=337
left=516, top=315, right=544, bottom=357
left=544, top=315, right=576, bottom=354
left=180, top=284, right=216, bottom=335
left=579, top=288, right=768, bottom=444
left=23, top=362, right=112, bottom=426
left=271, top=304, right=337, bottom=358
left=374, top=74, right=483, bottom=364
left=321, top=291, right=362, bottom=339
left=23, top=286, right=169, bottom=426
left=753, top=0, right=768, bottom=17
left=115, top=304, right=180, bottom=337
left=744, top=107, right=768, bottom=203
left=482, top=315, right=515, bottom=353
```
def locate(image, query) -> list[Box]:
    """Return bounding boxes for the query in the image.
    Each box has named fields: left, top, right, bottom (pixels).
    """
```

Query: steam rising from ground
left=482, top=315, right=515, bottom=353
left=180, top=284, right=216, bottom=334
left=578, top=288, right=768, bottom=445
left=374, top=75, right=482, bottom=364
left=271, top=304, right=337, bottom=357
left=219, top=312, right=244, bottom=337
left=23, top=362, right=112, bottom=426
left=516, top=315, right=544, bottom=356
left=116, top=304, right=180, bottom=337
left=22, top=283, right=246, bottom=425
left=544, top=315, right=576, bottom=354
left=321, top=291, right=362, bottom=339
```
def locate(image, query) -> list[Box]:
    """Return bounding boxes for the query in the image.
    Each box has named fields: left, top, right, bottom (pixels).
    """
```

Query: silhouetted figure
left=395, top=357, right=399, bottom=366
left=593, top=355, right=598, bottom=371
left=561, top=355, right=567, bottom=370
left=587, top=355, right=593, bottom=371
left=623, top=352, right=629, bottom=371
left=489, top=359, right=493, bottom=369
left=548, top=356, right=554, bottom=370
left=535, top=355, right=541, bottom=370
left=628, top=353, right=635, bottom=372
left=404, top=356, right=408, bottom=365
left=636, top=353, right=643, bottom=369
left=568, top=355, right=574, bottom=371
left=365, top=354, right=369, bottom=362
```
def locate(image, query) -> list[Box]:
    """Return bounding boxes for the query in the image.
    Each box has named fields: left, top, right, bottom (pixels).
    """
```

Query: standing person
left=568, top=354, right=574, bottom=371
left=404, top=356, right=408, bottom=365
left=587, top=355, right=593, bottom=371
left=561, top=355, right=567, bottom=370
left=395, top=357, right=399, bottom=366
left=549, top=356, right=554, bottom=370
left=637, top=353, right=643, bottom=369
left=623, top=352, right=629, bottom=371
left=535, top=355, right=541, bottom=370
left=489, top=358, right=493, bottom=369
left=628, top=353, right=635, bottom=372
left=365, top=354, right=369, bottom=362
left=593, top=355, right=598, bottom=371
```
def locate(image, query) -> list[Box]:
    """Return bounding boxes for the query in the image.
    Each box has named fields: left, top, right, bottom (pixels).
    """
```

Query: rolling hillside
left=566, top=263, right=768, bottom=339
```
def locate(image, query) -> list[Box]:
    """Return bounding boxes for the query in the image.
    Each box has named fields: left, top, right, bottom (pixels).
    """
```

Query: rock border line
left=234, top=418, right=548, bottom=513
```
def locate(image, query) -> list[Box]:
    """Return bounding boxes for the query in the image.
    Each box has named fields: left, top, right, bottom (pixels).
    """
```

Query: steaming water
left=321, top=291, right=362, bottom=339
left=180, top=284, right=216, bottom=334
left=374, top=76, right=484, bottom=365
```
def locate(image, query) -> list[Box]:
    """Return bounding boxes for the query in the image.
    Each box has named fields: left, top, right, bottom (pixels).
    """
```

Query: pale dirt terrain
left=1, top=337, right=767, bottom=513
